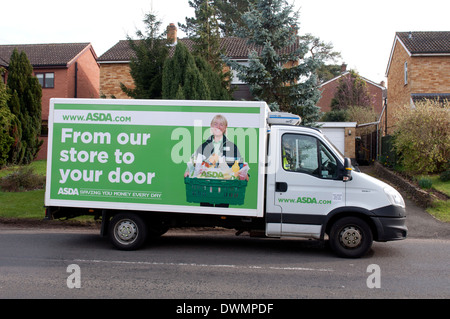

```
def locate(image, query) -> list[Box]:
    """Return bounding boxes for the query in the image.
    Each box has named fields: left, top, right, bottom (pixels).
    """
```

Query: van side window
left=281, top=134, right=338, bottom=179
left=319, top=143, right=339, bottom=179
left=282, top=134, right=317, bottom=173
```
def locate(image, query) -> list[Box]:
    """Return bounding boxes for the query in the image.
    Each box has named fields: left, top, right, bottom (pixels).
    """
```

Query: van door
left=273, top=131, right=346, bottom=238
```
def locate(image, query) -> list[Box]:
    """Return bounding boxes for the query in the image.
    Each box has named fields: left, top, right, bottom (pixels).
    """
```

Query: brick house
left=316, top=64, right=387, bottom=115
left=385, top=31, right=450, bottom=133
left=97, top=24, right=298, bottom=101
left=0, top=43, right=100, bottom=159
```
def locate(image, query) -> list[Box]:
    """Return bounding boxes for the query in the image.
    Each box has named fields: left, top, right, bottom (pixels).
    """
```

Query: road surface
left=0, top=225, right=448, bottom=299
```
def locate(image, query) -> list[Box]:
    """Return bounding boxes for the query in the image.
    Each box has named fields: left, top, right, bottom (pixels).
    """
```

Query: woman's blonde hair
left=210, top=114, right=228, bottom=128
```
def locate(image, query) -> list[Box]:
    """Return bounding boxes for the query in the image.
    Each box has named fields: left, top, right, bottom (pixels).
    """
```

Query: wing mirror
left=342, top=158, right=352, bottom=182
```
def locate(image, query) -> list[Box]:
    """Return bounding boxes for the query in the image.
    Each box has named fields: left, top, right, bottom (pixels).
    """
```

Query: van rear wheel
left=109, top=213, right=147, bottom=250
left=329, top=216, right=373, bottom=258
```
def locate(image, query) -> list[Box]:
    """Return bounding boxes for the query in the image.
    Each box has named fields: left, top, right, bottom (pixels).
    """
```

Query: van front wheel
left=329, top=216, right=373, bottom=258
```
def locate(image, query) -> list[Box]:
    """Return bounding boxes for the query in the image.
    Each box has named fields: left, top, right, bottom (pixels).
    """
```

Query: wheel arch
left=322, top=207, right=379, bottom=241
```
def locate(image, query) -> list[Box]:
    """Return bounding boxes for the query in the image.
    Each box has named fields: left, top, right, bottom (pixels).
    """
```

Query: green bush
left=0, top=69, right=17, bottom=168
left=321, top=109, right=349, bottom=122
left=0, top=107, right=15, bottom=167
left=0, top=166, right=45, bottom=192
left=440, top=170, right=450, bottom=182
left=418, top=177, right=433, bottom=189
left=393, top=100, right=449, bottom=174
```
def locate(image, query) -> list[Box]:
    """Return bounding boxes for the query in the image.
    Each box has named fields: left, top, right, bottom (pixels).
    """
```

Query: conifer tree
left=214, top=0, right=256, bottom=36
left=179, top=0, right=232, bottom=99
left=225, top=0, right=322, bottom=125
left=179, top=0, right=222, bottom=71
left=0, top=68, right=17, bottom=167
left=0, top=105, right=15, bottom=167
left=121, top=12, right=169, bottom=99
left=6, top=49, right=42, bottom=164
left=162, top=43, right=210, bottom=100
left=194, top=56, right=230, bottom=100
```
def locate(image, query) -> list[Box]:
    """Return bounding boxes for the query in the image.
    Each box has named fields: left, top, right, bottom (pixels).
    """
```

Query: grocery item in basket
left=187, top=154, right=249, bottom=180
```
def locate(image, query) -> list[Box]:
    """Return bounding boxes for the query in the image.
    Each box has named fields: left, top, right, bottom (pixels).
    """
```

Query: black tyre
left=329, top=216, right=373, bottom=258
left=109, top=213, right=147, bottom=250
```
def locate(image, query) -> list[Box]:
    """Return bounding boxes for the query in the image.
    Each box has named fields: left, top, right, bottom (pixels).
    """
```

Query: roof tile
left=0, top=43, right=92, bottom=67
left=397, top=31, right=450, bottom=54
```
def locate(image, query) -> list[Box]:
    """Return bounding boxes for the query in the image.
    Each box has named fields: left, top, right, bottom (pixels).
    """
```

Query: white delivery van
left=45, top=99, right=407, bottom=258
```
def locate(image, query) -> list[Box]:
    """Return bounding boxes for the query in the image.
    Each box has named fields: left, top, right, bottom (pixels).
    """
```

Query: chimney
left=167, top=23, right=178, bottom=45
left=341, top=63, right=347, bottom=73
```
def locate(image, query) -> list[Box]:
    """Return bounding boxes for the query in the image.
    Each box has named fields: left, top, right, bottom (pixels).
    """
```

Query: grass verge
left=428, top=200, right=450, bottom=223
left=417, top=174, right=449, bottom=223
left=0, top=189, right=45, bottom=219
left=0, top=161, right=47, bottom=220
left=0, top=160, right=95, bottom=223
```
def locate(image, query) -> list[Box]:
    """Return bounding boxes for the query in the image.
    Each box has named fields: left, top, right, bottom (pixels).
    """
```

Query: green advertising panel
left=45, top=99, right=267, bottom=217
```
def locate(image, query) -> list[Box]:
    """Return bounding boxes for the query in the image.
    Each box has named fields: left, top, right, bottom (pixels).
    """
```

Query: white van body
left=45, top=99, right=407, bottom=258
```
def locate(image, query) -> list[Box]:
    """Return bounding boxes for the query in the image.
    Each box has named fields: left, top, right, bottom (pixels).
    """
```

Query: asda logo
left=86, top=112, right=113, bottom=121
left=200, top=171, right=224, bottom=178
left=278, top=196, right=332, bottom=204
left=58, top=187, right=79, bottom=195
left=296, top=196, right=318, bottom=204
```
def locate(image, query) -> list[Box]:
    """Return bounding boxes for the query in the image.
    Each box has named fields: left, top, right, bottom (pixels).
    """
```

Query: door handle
left=276, top=182, right=288, bottom=192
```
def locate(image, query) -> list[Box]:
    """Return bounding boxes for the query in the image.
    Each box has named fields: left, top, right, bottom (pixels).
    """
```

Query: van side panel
left=45, top=99, right=268, bottom=218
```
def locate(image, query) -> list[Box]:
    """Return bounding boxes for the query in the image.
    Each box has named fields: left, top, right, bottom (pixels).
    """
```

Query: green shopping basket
left=184, top=177, right=248, bottom=205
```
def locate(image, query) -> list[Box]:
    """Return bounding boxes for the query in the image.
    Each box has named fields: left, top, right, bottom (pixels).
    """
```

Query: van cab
left=266, top=125, right=407, bottom=257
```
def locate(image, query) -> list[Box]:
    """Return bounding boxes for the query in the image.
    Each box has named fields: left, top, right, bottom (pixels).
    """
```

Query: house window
left=404, top=62, right=408, bottom=85
left=36, top=72, right=54, bottom=88
left=40, top=120, right=48, bottom=137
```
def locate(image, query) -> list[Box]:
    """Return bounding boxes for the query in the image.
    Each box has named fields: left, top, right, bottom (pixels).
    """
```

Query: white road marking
left=73, top=259, right=334, bottom=272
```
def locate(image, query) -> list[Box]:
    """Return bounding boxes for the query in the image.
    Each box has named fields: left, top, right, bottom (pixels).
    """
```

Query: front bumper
left=372, top=216, right=407, bottom=242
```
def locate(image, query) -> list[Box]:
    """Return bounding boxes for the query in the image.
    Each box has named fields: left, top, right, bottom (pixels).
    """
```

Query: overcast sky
left=1, top=0, right=448, bottom=84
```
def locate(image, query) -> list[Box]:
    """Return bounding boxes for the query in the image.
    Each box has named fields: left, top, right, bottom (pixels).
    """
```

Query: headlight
left=384, top=186, right=405, bottom=208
